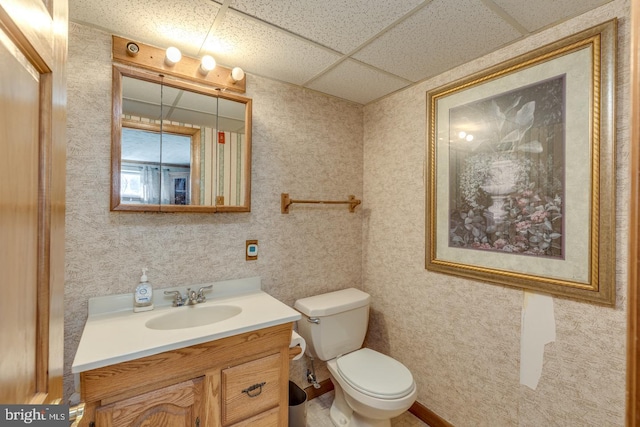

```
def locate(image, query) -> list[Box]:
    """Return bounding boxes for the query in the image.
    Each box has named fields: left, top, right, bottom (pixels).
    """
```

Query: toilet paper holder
left=289, top=330, right=306, bottom=361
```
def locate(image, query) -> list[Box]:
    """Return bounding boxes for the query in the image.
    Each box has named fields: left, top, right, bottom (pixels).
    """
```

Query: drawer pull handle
left=242, top=381, right=266, bottom=397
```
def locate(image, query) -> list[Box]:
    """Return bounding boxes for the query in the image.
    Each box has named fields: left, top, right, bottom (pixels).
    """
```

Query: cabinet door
left=95, top=377, right=204, bottom=427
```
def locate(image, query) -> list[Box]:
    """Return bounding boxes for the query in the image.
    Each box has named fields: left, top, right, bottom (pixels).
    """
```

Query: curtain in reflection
left=141, top=165, right=160, bottom=204
left=161, top=168, right=170, bottom=205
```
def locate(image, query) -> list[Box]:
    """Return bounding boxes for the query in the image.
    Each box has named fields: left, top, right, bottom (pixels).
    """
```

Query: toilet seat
left=336, top=348, right=415, bottom=400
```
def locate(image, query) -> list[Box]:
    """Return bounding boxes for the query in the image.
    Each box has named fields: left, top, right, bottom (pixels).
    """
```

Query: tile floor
left=305, top=391, right=430, bottom=427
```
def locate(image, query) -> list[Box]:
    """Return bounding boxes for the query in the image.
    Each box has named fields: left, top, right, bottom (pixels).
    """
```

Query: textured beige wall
left=64, top=23, right=363, bottom=399
left=362, top=1, right=629, bottom=426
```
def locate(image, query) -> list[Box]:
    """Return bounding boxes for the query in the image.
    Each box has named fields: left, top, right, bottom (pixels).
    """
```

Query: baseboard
left=409, top=400, right=454, bottom=427
left=303, top=378, right=334, bottom=400
left=305, top=380, right=453, bottom=427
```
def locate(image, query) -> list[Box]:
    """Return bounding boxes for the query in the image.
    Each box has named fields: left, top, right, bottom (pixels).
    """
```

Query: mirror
left=111, top=65, right=252, bottom=212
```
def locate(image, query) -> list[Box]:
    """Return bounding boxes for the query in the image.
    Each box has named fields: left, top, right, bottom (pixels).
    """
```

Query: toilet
left=294, top=288, right=417, bottom=427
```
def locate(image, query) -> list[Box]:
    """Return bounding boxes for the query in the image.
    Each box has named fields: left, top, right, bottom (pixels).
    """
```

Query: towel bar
left=281, top=193, right=361, bottom=214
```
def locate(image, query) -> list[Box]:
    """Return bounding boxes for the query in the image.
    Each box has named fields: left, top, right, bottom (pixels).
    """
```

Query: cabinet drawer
left=221, top=353, right=282, bottom=426
left=230, top=406, right=279, bottom=427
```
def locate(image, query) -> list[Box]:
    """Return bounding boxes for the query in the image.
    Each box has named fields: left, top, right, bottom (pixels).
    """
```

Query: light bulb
left=164, top=47, right=182, bottom=66
left=466, top=134, right=474, bottom=142
left=199, top=55, right=216, bottom=75
left=231, top=67, right=245, bottom=82
left=458, top=131, right=467, bottom=139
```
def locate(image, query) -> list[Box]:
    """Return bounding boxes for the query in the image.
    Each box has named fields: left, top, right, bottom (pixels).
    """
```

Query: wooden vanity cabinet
left=77, top=323, right=294, bottom=427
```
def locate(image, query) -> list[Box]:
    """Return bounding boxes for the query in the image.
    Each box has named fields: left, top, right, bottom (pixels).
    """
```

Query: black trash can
left=288, top=381, right=307, bottom=427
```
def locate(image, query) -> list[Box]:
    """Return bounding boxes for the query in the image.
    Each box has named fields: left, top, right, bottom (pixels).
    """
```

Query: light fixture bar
left=111, top=35, right=246, bottom=93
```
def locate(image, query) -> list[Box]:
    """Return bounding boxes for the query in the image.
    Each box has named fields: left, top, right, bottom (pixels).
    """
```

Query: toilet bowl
left=294, top=288, right=417, bottom=427
left=327, top=348, right=417, bottom=427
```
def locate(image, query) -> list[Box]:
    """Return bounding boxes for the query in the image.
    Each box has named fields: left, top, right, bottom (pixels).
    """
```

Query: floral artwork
left=425, top=20, right=616, bottom=304
left=448, top=77, right=566, bottom=258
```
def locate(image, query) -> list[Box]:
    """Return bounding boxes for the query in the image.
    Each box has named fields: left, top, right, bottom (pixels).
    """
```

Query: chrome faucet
left=186, top=288, right=198, bottom=305
left=164, top=290, right=185, bottom=307
left=164, top=285, right=213, bottom=307
left=196, top=285, right=213, bottom=303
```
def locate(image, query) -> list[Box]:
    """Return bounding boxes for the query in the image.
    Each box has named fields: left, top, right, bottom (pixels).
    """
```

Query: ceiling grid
left=70, top=0, right=613, bottom=104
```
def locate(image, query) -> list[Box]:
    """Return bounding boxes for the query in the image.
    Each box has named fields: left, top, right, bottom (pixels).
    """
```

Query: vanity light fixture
left=199, top=55, right=216, bottom=76
left=113, top=36, right=247, bottom=93
left=231, top=66, right=245, bottom=83
left=164, top=46, right=182, bottom=66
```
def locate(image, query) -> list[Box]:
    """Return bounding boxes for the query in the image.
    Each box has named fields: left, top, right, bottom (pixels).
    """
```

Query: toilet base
left=328, top=377, right=394, bottom=427
left=330, top=401, right=391, bottom=427
left=329, top=379, right=353, bottom=426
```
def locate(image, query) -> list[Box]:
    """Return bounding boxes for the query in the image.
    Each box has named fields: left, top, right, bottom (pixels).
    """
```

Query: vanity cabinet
left=77, top=323, right=294, bottom=427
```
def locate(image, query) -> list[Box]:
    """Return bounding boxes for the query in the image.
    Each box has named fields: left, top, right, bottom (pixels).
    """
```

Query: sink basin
left=145, top=305, right=242, bottom=330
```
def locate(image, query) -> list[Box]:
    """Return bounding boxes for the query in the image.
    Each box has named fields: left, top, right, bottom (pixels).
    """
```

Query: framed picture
left=425, top=20, right=617, bottom=305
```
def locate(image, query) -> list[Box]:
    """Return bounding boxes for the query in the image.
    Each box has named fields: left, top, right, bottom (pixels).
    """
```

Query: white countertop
left=71, top=277, right=301, bottom=373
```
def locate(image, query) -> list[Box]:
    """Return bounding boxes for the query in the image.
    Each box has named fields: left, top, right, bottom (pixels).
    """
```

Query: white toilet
left=294, top=288, right=417, bottom=427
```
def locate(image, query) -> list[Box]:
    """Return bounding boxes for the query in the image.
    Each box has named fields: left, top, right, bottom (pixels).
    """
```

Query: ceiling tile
left=69, top=0, right=220, bottom=56
left=306, top=59, right=411, bottom=105
left=202, top=10, right=341, bottom=85
left=491, top=0, right=612, bottom=32
left=352, top=0, right=523, bottom=82
left=229, top=0, right=425, bottom=54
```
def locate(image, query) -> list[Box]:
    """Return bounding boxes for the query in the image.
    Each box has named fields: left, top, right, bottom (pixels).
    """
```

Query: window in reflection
left=121, top=126, right=194, bottom=205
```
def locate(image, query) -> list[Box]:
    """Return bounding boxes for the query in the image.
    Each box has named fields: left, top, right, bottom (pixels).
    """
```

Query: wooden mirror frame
left=111, top=64, right=252, bottom=213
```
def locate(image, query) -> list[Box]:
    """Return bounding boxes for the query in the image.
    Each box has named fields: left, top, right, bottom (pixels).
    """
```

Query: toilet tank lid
left=294, top=288, right=370, bottom=317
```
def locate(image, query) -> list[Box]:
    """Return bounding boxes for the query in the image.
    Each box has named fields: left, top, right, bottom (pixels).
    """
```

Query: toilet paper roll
left=290, top=330, right=306, bottom=361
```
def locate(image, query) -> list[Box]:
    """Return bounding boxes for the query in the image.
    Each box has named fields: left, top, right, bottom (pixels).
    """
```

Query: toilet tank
left=294, top=288, right=370, bottom=361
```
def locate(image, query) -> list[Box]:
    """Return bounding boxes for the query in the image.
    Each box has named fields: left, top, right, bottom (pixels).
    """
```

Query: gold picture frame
left=426, top=20, right=617, bottom=305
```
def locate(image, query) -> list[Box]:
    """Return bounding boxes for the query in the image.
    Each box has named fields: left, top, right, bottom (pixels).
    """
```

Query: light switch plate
left=246, top=240, right=258, bottom=261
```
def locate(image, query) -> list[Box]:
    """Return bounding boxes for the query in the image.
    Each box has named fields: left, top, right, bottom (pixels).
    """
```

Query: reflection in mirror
left=120, top=122, right=200, bottom=205
left=112, top=66, right=252, bottom=212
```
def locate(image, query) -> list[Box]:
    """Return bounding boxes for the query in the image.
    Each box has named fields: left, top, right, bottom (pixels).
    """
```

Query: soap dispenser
left=133, top=268, right=154, bottom=312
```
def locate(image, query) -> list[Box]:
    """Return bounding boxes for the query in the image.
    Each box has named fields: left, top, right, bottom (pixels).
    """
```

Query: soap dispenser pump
left=133, top=268, right=154, bottom=312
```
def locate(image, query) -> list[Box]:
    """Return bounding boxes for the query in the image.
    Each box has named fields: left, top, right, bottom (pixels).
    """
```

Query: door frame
left=628, top=0, right=639, bottom=425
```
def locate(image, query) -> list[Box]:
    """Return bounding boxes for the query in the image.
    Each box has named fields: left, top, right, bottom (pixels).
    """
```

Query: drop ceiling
left=69, top=0, right=612, bottom=105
